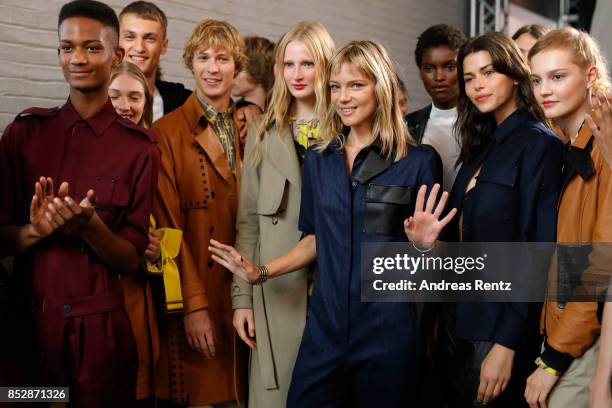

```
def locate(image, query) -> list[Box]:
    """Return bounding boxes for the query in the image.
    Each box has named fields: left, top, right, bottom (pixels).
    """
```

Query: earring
left=588, top=87, right=596, bottom=111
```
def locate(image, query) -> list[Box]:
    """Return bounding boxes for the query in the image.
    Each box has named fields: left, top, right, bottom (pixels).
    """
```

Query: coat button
left=210, top=226, right=214, bottom=233
left=272, top=217, right=278, bottom=225
left=351, top=181, right=358, bottom=188
left=63, top=304, right=72, bottom=313
left=208, top=260, right=214, bottom=268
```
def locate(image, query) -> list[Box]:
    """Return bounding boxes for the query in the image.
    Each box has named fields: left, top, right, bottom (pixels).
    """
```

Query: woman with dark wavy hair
left=437, top=32, right=564, bottom=407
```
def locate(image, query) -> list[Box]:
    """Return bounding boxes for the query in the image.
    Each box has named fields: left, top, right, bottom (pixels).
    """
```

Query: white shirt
left=153, top=87, right=164, bottom=123
left=421, top=104, right=461, bottom=191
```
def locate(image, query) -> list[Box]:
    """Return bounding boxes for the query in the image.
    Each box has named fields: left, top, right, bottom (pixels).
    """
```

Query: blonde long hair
left=110, top=61, right=153, bottom=128
left=250, top=22, right=335, bottom=166
left=317, top=40, right=412, bottom=161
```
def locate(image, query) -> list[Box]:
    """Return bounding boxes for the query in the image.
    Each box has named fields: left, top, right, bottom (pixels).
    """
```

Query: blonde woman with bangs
left=230, top=21, right=334, bottom=408
left=211, top=40, right=455, bottom=406
left=526, top=27, right=612, bottom=408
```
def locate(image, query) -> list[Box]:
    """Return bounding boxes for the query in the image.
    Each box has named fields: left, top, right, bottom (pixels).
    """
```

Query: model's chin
left=69, top=81, right=104, bottom=93
left=339, top=116, right=360, bottom=127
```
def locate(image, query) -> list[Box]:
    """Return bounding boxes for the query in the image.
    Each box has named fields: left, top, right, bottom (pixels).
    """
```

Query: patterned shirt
left=289, top=117, right=319, bottom=164
left=198, top=95, right=237, bottom=175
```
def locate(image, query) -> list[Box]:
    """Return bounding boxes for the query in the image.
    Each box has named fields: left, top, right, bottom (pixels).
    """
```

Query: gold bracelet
left=250, top=265, right=269, bottom=285
left=535, top=357, right=562, bottom=377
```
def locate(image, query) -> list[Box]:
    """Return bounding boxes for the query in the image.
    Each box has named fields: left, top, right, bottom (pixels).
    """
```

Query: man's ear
left=161, top=37, right=169, bottom=56
left=113, top=45, right=125, bottom=67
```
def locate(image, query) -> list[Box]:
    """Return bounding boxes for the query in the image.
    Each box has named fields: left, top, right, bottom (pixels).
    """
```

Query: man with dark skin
left=0, top=1, right=159, bottom=406
left=405, top=24, right=467, bottom=191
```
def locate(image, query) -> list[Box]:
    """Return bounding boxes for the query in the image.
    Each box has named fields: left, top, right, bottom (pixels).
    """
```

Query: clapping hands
left=29, top=177, right=96, bottom=238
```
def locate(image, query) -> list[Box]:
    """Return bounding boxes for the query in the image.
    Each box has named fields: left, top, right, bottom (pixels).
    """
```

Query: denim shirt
left=299, top=139, right=441, bottom=342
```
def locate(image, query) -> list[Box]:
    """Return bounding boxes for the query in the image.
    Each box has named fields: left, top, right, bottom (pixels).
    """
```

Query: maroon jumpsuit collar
left=60, top=98, right=118, bottom=137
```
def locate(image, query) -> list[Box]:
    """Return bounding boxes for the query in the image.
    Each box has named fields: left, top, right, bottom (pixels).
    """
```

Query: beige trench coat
left=152, top=93, right=247, bottom=406
left=232, top=125, right=308, bottom=407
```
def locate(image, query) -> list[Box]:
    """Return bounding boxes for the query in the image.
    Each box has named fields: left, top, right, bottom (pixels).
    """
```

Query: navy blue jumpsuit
left=287, top=139, right=441, bottom=407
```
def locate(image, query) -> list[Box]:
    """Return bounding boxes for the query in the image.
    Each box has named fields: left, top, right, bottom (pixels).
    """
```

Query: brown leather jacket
left=541, top=122, right=612, bottom=370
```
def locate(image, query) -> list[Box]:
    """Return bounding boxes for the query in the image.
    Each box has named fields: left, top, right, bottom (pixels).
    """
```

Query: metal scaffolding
left=558, top=0, right=580, bottom=26
left=469, top=0, right=510, bottom=36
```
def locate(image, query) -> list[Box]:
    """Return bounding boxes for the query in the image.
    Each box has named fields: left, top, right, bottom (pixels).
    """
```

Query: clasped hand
left=30, top=177, right=96, bottom=238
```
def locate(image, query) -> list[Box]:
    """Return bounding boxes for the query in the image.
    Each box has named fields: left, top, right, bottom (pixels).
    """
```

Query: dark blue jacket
left=441, top=110, right=563, bottom=349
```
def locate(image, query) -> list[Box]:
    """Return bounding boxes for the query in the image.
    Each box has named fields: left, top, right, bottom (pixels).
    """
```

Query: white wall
left=0, top=0, right=466, bottom=132
left=590, top=0, right=612, bottom=69
left=507, top=2, right=556, bottom=37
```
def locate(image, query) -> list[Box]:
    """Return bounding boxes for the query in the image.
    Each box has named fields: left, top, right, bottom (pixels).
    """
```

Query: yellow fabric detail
left=535, top=357, right=562, bottom=377
left=146, top=215, right=184, bottom=312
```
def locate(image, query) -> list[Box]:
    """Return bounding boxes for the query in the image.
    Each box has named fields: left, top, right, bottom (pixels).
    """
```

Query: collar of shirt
left=323, top=126, right=384, bottom=153
left=492, top=109, right=528, bottom=145
left=571, top=118, right=596, bottom=150
left=565, top=120, right=596, bottom=180
left=197, top=94, right=234, bottom=124
left=59, top=98, right=118, bottom=136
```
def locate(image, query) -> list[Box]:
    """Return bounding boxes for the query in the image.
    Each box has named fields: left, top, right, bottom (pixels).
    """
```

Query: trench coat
left=232, top=125, right=308, bottom=407
left=152, top=92, right=246, bottom=405
left=121, top=271, right=159, bottom=400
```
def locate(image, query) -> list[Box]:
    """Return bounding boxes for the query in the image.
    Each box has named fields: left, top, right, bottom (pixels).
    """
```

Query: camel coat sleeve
left=152, top=120, right=208, bottom=313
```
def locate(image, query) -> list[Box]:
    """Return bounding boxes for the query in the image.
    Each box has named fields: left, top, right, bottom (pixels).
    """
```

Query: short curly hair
left=243, top=36, right=275, bottom=92
left=183, top=19, right=247, bottom=73
left=414, top=24, right=467, bottom=68
left=59, top=0, right=119, bottom=42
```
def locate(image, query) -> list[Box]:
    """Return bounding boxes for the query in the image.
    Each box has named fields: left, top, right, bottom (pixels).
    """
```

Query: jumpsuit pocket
left=77, top=177, right=131, bottom=226
left=364, top=184, right=414, bottom=237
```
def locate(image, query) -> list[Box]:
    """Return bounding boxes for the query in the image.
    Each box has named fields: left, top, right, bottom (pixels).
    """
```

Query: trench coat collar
left=182, top=92, right=242, bottom=186
left=266, top=126, right=302, bottom=187
left=60, top=98, right=117, bottom=137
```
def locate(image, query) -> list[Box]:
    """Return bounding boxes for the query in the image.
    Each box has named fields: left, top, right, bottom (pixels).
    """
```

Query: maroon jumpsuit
left=0, top=99, right=160, bottom=407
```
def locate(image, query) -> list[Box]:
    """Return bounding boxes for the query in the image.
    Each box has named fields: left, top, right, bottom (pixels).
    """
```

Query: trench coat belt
left=254, top=284, right=278, bottom=389
left=38, top=290, right=125, bottom=318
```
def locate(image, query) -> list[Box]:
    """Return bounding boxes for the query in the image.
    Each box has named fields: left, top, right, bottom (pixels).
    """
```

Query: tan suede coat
left=542, top=122, right=612, bottom=358
left=152, top=93, right=246, bottom=405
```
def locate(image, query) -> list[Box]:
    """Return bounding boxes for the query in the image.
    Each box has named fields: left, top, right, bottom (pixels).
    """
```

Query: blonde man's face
left=192, top=47, right=236, bottom=109
left=120, top=14, right=168, bottom=80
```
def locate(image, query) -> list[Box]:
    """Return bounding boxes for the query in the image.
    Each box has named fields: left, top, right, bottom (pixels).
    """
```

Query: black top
left=155, top=79, right=192, bottom=116
left=404, top=104, right=432, bottom=144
